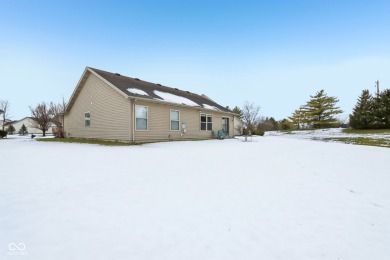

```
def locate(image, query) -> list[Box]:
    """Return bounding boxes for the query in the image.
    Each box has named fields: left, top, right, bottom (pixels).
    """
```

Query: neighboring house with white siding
left=5, top=117, right=55, bottom=135
left=64, top=67, right=240, bottom=142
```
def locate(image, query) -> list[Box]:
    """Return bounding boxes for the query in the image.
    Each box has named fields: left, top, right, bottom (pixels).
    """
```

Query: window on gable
left=135, top=105, right=148, bottom=130
left=85, top=112, right=90, bottom=127
left=170, top=110, right=180, bottom=131
left=200, top=114, right=212, bottom=131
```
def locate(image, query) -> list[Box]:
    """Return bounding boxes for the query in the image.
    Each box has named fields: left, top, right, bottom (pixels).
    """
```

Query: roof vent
left=115, top=73, right=121, bottom=76
left=174, top=88, right=179, bottom=90
left=156, top=83, right=161, bottom=86
left=135, top=78, right=140, bottom=81
left=186, top=91, right=190, bottom=94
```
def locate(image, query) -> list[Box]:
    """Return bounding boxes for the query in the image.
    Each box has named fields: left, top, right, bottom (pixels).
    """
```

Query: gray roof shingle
left=89, top=67, right=232, bottom=113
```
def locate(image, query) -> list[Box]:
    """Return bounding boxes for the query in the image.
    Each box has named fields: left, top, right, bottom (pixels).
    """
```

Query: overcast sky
left=1, top=0, right=389, bottom=120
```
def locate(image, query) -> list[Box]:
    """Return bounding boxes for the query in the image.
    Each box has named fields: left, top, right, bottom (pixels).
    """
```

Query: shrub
left=0, top=130, right=7, bottom=138
left=253, top=129, right=265, bottom=136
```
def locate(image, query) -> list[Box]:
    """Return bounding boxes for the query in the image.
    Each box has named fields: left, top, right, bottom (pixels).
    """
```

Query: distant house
left=0, top=109, right=4, bottom=128
left=1, top=118, right=12, bottom=130
left=5, top=117, right=54, bottom=135
left=64, top=67, right=240, bottom=142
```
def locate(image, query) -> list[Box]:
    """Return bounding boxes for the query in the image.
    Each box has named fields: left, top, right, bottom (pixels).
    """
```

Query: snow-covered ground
left=1, top=135, right=390, bottom=259
left=266, top=128, right=390, bottom=141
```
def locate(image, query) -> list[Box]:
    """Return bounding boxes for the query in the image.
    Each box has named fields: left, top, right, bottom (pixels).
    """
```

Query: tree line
left=349, top=89, right=390, bottom=129
left=234, top=89, right=343, bottom=133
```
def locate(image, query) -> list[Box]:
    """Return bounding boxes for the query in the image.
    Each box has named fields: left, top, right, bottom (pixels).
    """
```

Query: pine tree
left=279, top=118, right=292, bottom=130
left=288, top=106, right=306, bottom=129
left=304, top=90, right=343, bottom=128
left=349, top=90, right=374, bottom=129
left=18, top=124, right=28, bottom=135
left=375, top=89, right=390, bottom=128
left=232, top=106, right=243, bottom=118
left=6, top=124, right=15, bottom=135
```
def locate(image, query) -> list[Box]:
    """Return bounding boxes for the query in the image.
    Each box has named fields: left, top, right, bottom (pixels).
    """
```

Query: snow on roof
left=127, top=88, right=149, bottom=96
left=154, top=90, right=199, bottom=107
left=202, top=104, right=220, bottom=111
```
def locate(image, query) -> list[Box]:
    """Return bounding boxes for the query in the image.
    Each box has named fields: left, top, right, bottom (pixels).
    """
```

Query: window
left=200, top=114, right=212, bottom=131
left=170, top=110, right=180, bottom=131
left=135, top=105, right=148, bottom=130
left=84, top=112, right=90, bottom=126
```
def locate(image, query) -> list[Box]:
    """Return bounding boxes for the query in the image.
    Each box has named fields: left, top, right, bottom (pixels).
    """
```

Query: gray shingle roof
left=89, top=67, right=232, bottom=113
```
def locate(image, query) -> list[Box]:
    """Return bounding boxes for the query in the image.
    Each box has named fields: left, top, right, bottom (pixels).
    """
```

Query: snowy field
left=266, top=127, right=390, bottom=141
left=1, top=134, right=390, bottom=259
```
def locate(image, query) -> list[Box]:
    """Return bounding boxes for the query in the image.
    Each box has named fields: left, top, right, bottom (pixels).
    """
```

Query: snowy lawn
left=1, top=135, right=390, bottom=259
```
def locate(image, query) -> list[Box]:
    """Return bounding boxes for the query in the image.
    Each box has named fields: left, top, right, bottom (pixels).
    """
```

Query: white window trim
left=84, top=112, right=91, bottom=127
left=200, top=113, right=213, bottom=131
left=135, top=105, right=148, bottom=131
left=170, top=109, right=180, bottom=131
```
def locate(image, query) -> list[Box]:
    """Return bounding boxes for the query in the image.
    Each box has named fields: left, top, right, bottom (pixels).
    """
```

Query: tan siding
left=65, top=71, right=234, bottom=142
left=64, top=72, right=131, bottom=140
left=134, top=101, right=234, bottom=141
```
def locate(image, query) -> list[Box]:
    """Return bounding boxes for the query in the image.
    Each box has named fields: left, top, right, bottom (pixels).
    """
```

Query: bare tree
left=241, top=101, right=261, bottom=131
left=30, top=102, right=52, bottom=136
left=0, top=100, right=11, bottom=131
left=49, top=98, right=67, bottom=137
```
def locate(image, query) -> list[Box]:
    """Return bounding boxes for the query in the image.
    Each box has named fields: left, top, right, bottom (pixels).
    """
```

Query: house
left=1, top=118, right=12, bottom=130
left=64, top=67, right=240, bottom=142
left=5, top=117, right=55, bottom=135
left=0, top=109, right=4, bottom=130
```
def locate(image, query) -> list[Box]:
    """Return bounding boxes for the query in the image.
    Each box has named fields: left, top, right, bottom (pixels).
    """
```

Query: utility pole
left=375, top=80, right=380, bottom=97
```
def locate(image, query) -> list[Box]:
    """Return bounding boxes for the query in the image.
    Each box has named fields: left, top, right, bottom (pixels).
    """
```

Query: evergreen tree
left=232, top=106, right=243, bottom=118
left=349, top=90, right=374, bottom=129
left=18, top=124, right=28, bottom=135
left=269, top=117, right=279, bottom=130
left=375, top=89, right=390, bottom=128
left=304, top=90, right=343, bottom=128
left=288, top=106, right=306, bottom=129
left=6, top=124, right=15, bottom=135
left=279, top=118, right=292, bottom=130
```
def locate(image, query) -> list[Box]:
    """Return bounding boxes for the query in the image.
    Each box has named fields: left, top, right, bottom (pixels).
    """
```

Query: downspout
left=129, top=98, right=132, bottom=142
left=132, top=99, right=135, bottom=142
left=232, top=115, right=235, bottom=137
left=62, top=112, right=65, bottom=138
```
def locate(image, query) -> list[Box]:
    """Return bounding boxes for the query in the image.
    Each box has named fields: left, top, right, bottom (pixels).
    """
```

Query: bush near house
left=0, top=130, right=7, bottom=138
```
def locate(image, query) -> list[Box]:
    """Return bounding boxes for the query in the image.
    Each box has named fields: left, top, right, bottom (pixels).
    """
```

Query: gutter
left=131, top=98, right=135, bottom=142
